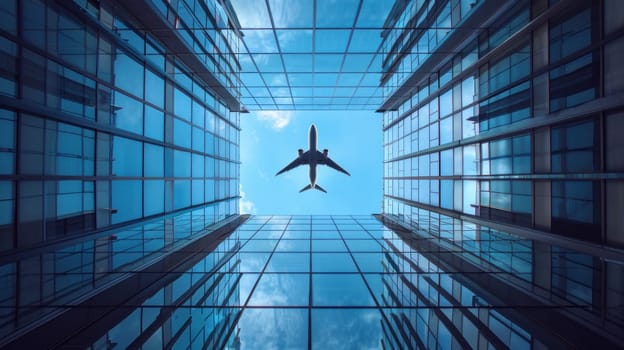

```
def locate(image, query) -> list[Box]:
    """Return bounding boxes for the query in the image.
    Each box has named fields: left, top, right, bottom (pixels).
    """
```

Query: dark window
left=552, top=119, right=599, bottom=173
left=552, top=247, right=598, bottom=305
left=552, top=181, right=601, bottom=242
left=549, top=52, right=598, bottom=112
left=479, top=180, right=532, bottom=226
left=549, top=9, right=592, bottom=63
left=479, top=81, right=530, bottom=132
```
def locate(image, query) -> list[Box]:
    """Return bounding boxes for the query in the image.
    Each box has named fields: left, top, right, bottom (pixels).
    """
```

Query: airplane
left=275, top=124, right=350, bottom=193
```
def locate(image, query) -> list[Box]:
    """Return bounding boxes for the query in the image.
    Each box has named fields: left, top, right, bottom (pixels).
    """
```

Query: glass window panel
left=114, top=51, right=144, bottom=97
left=174, top=150, right=191, bottom=178
left=312, top=274, right=375, bottom=306
left=0, top=1, right=16, bottom=34
left=0, top=37, right=17, bottom=97
left=311, top=308, right=380, bottom=349
left=174, top=118, right=191, bottom=148
left=312, top=253, right=357, bottom=272
left=248, top=274, right=309, bottom=306
left=192, top=126, right=204, bottom=152
left=144, top=143, right=163, bottom=177
left=145, top=69, right=164, bottom=108
left=173, top=180, right=190, bottom=209
left=113, top=91, right=143, bottom=135
left=144, top=180, right=164, bottom=216
left=112, top=136, right=142, bottom=176
left=550, top=9, right=591, bottom=63
left=144, top=106, right=164, bottom=141
left=0, top=181, right=14, bottom=226
left=238, top=308, right=308, bottom=349
left=174, top=88, right=192, bottom=120
left=111, top=180, right=142, bottom=224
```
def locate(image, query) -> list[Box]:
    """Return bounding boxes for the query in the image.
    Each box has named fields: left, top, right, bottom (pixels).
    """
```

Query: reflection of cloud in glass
left=312, top=274, right=376, bottom=306
left=248, top=274, right=308, bottom=306
left=239, top=308, right=308, bottom=349
left=312, top=308, right=380, bottom=350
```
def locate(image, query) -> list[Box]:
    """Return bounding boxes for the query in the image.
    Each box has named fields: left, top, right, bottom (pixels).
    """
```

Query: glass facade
left=1, top=0, right=624, bottom=348
left=0, top=0, right=242, bottom=251
left=3, top=215, right=622, bottom=348
left=381, top=0, right=624, bottom=247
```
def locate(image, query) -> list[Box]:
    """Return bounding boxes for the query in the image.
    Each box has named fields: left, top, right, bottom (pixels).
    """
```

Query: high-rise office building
left=1, top=0, right=623, bottom=348
left=380, top=0, right=624, bottom=248
left=0, top=0, right=243, bottom=345
left=0, top=0, right=242, bottom=249
left=378, top=0, right=624, bottom=347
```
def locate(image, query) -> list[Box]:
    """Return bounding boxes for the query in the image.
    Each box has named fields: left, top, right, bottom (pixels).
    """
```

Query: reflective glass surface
left=3, top=215, right=621, bottom=348
left=230, top=0, right=393, bottom=110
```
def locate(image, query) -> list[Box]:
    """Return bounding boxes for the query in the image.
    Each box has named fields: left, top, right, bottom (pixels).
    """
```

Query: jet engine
left=298, top=149, right=304, bottom=157
left=323, top=149, right=328, bottom=157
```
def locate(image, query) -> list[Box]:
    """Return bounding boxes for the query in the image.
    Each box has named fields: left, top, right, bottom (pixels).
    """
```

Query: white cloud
left=239, top=184, right=256, bottom=214
left=256, top=110, right=292, bottom=130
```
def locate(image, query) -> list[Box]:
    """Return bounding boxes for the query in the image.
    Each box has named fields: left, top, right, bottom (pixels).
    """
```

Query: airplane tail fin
left=299, top=184, right=327, bottom=193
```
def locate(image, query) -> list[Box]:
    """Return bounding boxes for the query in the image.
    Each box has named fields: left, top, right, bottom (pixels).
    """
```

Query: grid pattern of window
left=0, top=0, right=241, bottom=251
left=4, top=215, right=621, bottom=348
left=0, top=204, right=241, bottom=348
left=381, top=0, right=624, bottom=247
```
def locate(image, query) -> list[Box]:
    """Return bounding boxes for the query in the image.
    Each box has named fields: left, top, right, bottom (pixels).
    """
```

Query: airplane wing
left=316, top=151, right=350, bottom=176
left=276, top=151, right=309, bottom=175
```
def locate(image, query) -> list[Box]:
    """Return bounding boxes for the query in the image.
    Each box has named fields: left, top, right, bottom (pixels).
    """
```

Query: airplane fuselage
left=308, top=125, right=318, bottom=187
left=275, top=123, right=349, bottom=193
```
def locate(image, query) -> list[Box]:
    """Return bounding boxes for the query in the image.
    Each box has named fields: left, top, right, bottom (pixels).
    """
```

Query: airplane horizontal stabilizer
left=299, top=184, right=327, bottom=193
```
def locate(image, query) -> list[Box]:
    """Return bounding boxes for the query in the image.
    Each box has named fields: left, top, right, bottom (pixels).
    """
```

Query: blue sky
left=240, top=110, right=382, bottom=215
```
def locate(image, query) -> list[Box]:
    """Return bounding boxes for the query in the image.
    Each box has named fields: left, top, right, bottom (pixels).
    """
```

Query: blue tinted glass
left=0, top=1, right=16, bottom=34
left=205, top=132, right=215, bottom=155
left=144, top=143, right=163, bottom=177
left=248, top=274, right=309, bottom=306
left=174, top=88, right=191, bottom=120
left=266, top=252, right=309, bottom=272
left=0, top=109, right=15, bottom=148
left=112, top=136, right=142, bottom=176
left=191, top=154, right=204, bottom=178
left=113, top=91, right=143, bottom=135
left=174, top=118, right=191, bottom=148
left=173, top=180, right=190, bottom=209
left=312, top=253, right=357, bottom=272
left=114, top=51, right=143, bottom=97
left=550, top=9, right=591, bottom=62
left=311, top=309, right=380, bottom=349
left=0, top=37, right=16, bottom=96
left=441, top=180, right=453, bottom=209
left=144, top=106, right=164, bottom=141
left=191, top=179, right=204, bottom=205
left=144, top=180, right=164, bottom=216
left=56, top=180, right=83, bottom=216
left=192, top=126, right=204, bottom=152
left=111, top=180, right=142, bottom=224
left=173, top=150, right=190, bottom=178
left=312, top=274, right=375, bottom=306
left=145, top=69, right=164, bottom=108
left=238, top=308, right=308, bottom=349
left=0, top=181, right=13, bottom=225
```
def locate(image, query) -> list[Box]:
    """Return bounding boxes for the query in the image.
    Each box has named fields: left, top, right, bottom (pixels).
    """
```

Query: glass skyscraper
left=0, top=0, right=242, bottom=251
left=1, top=0, right=623, bottom=348
left=377, top=0, right=624, bottom=347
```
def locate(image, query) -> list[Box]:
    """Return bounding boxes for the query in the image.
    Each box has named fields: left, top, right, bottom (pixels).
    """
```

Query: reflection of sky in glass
left=229, top=0, right=392, bottom=109
left=27, top=215, right=615, bottom=348
left=312, top=309, right=381, bottom=350
left=239, top=308, right=308, bottom=349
